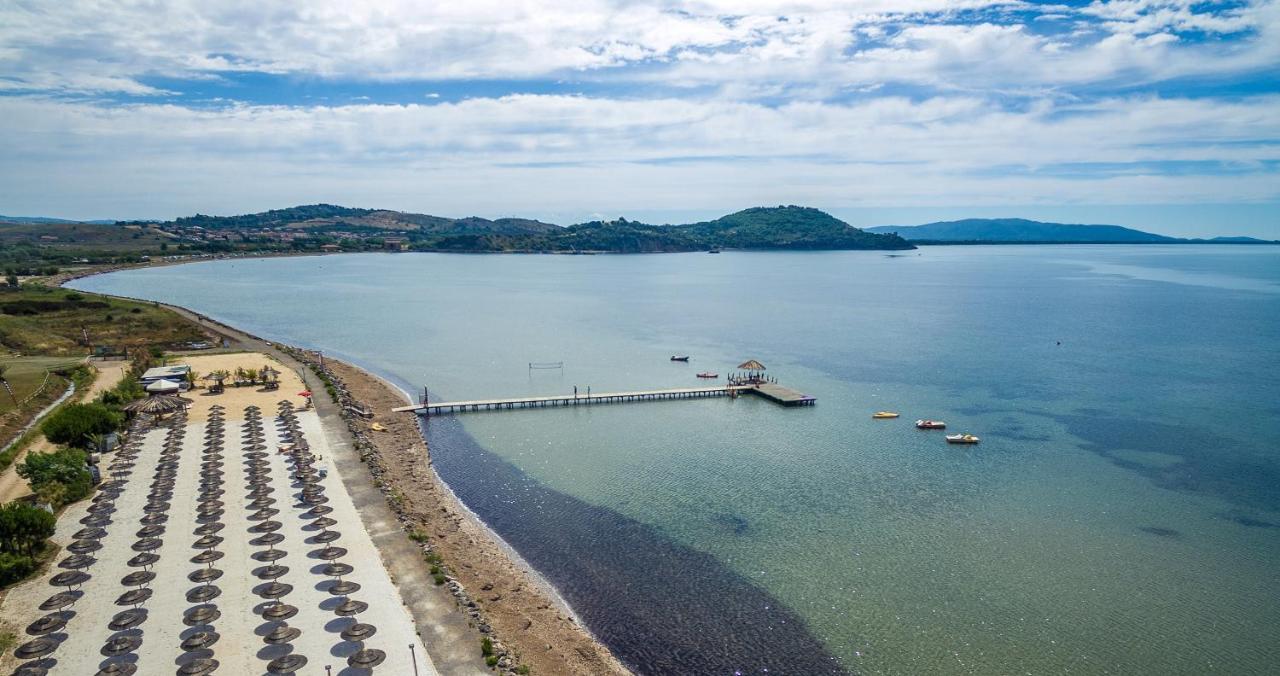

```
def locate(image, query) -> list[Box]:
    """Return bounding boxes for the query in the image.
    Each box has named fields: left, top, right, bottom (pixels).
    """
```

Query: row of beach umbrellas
left=276, top=400, right=385, bottom=671
left=13, top=415, right=159, bottom=676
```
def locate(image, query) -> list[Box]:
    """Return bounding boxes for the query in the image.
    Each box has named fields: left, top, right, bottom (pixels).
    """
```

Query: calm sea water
left=73, top=246, right=1280, bottom=674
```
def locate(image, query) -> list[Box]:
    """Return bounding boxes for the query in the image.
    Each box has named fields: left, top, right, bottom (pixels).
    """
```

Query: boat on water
left=915, top=419, right=946, bottom=429
left=670, top=355, right=690, bottom=362
left=707, top=248, right=721, bottom=254
left=872, top=411, right=899, bottom=419
left=696, top=372, right=719, bottom=379
left=945, top=434, right=981, bottom=444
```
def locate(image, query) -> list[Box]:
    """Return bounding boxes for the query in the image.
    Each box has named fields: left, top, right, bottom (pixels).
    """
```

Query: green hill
left=866, top=218, right=1178, bottom=243
left=682, top=206, right=907, bottom=250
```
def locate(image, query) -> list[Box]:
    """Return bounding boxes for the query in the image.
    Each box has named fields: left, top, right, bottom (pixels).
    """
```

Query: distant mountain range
left=123, top=204, right=915, bottom=252
left=865, top=218, right=1274, bottom=244
left=4, top=208, right=1274, bottom=255
left=0, top=215, right=116, bottom=225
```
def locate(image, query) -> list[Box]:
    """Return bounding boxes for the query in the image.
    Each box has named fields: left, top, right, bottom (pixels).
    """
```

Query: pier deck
left=392, top=383, right=814, bottom=415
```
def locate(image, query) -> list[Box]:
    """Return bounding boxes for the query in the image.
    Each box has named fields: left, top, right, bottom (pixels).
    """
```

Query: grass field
left=0, top=286, right=210, bottom=356
left=0, top=356, right=81, bottom=416
left=0, top=221, right=172, bottom=250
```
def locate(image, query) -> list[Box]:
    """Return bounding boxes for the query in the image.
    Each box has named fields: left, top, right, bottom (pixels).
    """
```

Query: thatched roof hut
left=123, top=394, right=189, bottom=416
left=737, top=360, right=766, bottom=371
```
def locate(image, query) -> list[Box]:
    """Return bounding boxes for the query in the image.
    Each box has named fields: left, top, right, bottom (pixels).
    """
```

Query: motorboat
left=707, top=248, right=721, bottom=254
left=670, top=355, right=690, bottom=362
left=915, top=419, right=946, bottom=429
left=696, top=372, right=719, bottom=379
left=945, top=434, right=981, bottom=444
left=872, top=411, right=899, bottom=419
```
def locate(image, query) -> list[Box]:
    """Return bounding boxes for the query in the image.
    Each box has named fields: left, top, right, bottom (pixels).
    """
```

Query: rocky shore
left=282, top=347, right=632, bottom=676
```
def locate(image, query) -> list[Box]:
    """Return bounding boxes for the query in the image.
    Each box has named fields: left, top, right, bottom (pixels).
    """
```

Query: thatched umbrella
left=347, top=648, right=387, bottom=669
left=316, top=546, right=346, bottom=560
left=321, top=563, right=353, bottom=577
left=176, top=658, right=219, bottom=676
left=311, top=530, right=340, bottom=544
left=252, top=549, right=287, bottom=562
left=333, top=599, right=368, bottom=616
left=328, top=580, right=360, bottom=596
left=124, top=394, right=188, bottom=416
left=190, top=550, right=223, bottom=565
left=181, top=630, right=219, bottom=651
left=13, top=637, right=57, bottom=660
left=100, top=634, right=142, bottom=657
left=109, top=608, right=147, bottom=631
left=256, top=582, right=293, bottom=600
left=136, top=524, right=164, bottom=538
left=59, top=554, right=96, bottom=570
left=126, top=552, right=159, bottom=568
left=25, top=615, right=67, bottom=636
left=186, top=581, right=221, bottom=601
left=183, top=606, right=220, bottom=626
left=120, top=570, right=155, bottom=587
left=115, top=588, right=152, bottom=606
left=261, top=603, right=298, bottom=621
left=266, top=654, right=307, bottom=674
left=68, top=540, right=102, bottom=554
left=39, top=592, right=77, bottom=611
left=255, top=564, right=289, bottom=580
left=96, top=662, right=138, bottom=676
left=131, top=538, right=162, bottom=552
left=340, top=622, right=377, bottom=642
left=250, top=533, right=284, bottom=548
left=14, top=663, right=49, bottom=676
left=262, top=624, right=300, bottom=645
left=188, top=568, right=222, bottom=583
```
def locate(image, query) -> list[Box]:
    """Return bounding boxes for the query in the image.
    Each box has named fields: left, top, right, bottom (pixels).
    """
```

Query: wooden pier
left=392, top=383, right=814, bottom=415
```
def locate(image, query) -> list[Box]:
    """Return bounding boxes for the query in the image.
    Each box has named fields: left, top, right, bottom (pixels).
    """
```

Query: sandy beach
left=31, top=282, right=632, bottom=675
left=0, top=351, right=442, bottom=674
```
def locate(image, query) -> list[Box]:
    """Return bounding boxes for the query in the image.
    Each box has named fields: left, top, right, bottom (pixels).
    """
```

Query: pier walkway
left=392, top=383, right=814, bottom=415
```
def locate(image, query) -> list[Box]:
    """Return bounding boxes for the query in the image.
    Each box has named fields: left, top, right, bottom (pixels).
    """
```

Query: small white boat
left=916, top=419, right=946, bottom=429
left=945, top=434, right=980, bottom=444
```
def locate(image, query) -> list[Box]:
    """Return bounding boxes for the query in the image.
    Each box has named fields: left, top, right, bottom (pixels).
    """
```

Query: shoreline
left=61, top=270, right=633, bottom=675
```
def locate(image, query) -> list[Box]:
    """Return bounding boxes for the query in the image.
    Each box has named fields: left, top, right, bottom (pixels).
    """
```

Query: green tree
left=0, top=502, right=56, bottom=556
left=4, top=274, right=17, bottom=288
left=41, top=403, right=122, bottom=446
left=17, top=447, right=93, bottom=507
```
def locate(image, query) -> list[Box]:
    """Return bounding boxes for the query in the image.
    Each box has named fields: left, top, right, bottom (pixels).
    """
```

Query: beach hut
left=736, top=359, right=767, bottom=384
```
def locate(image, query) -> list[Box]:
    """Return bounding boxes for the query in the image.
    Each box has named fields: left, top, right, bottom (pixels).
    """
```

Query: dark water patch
left=423, top=416, right=846, bottom=675
left=1138, top=526, right=1181, bottom=538
left=1217, top=512, right=1280, bottom=530
left=1051, top=412, right=1280, bottom=513
left=713, top=512, right=752, bottom=536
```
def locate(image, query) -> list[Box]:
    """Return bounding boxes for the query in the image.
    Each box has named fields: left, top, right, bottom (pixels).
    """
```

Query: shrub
left=481, top=637, right=494, bottom=657
left=0, top=552, right=36, bottom=587
left=41, top=403, right=122, bottom=446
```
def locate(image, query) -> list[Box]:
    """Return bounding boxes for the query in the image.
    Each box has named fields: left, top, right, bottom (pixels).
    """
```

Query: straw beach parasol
left=123, top=394, right=188, bottom=416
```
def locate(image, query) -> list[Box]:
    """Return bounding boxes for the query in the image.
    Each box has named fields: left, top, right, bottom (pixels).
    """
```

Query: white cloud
left=0, top=93, right=1275, bottom=219
left=0, top=0, right=1275, bottom=96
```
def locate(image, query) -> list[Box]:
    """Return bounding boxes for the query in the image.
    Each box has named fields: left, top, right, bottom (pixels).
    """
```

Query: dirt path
left=0, top=360, right=129, bottom=503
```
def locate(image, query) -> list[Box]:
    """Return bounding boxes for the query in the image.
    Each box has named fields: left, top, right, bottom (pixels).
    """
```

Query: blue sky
left=1, top=1, right=1277, bottom=237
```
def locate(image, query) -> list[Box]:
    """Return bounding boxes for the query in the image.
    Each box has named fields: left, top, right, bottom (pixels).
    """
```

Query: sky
left=1, top=1, right=1278, bottom=237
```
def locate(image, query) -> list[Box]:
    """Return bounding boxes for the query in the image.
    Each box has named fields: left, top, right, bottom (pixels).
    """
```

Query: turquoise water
left=73, top=246, right=1280, bottom=674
